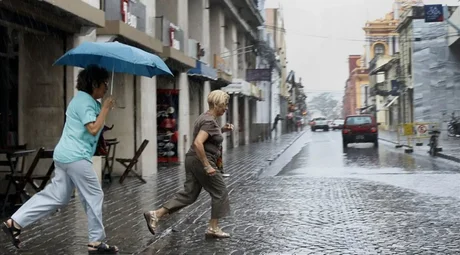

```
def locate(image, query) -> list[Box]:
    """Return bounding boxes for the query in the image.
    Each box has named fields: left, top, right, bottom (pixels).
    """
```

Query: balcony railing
left=155, top=16, right=184, bottom=52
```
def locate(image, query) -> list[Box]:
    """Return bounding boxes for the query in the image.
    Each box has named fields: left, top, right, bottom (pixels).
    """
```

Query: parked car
left=331, top=119, right=345, bottom=130
left=310, top=117, right=329, bottom=131
left=342, top=115, right=379, bottom=147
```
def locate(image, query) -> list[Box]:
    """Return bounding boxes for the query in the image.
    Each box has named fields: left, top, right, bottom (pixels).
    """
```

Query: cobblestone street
left=143, top=131, right=460, bottom=255
left=4, top=130, right=460, bottom=254
left=0, top=132, right=305, bottom=255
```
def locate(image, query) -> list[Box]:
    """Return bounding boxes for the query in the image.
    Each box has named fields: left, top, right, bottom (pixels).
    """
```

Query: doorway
left=0, top=25, right=19, bottom=149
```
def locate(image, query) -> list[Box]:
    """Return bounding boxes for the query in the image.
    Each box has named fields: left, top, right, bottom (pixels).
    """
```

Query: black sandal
left=87, top=242, right=119, bottom=254
left=2, top=219, right=21, bottom=248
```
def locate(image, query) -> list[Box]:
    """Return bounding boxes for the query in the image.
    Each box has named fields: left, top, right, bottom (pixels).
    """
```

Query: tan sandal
left=205, top=227, right=230, bottom=238
left=143, top=211, right=158, bottom=235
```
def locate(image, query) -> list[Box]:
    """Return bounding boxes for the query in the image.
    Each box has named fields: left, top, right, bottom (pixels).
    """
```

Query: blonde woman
left=144, top=90, right=233, bottom=238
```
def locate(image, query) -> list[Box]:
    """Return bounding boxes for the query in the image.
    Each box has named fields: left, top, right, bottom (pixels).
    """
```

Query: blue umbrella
left=54, top=41, right=173, bottom=94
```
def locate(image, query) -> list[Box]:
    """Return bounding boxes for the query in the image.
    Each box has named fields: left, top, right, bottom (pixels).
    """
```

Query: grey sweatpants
left=163, top=155, right=230, bottom=219
left=11, top=160, right=106, bottom=242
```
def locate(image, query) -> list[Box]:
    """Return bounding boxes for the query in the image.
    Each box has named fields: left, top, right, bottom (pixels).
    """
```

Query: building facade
left=397, top=5, right=459, bottom=125
left=0, top=0, right=275, bottom=179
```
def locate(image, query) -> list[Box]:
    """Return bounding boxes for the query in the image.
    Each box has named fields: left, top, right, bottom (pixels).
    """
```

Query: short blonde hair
left=207, top=90, right=229, bottom=109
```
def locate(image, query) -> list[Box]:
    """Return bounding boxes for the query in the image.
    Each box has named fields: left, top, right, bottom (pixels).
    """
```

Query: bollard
left=415, top=136, right=423, bottom=146
left=405, top=136, right=414, bottom=153
left=396, top=125, right=403, bottom=148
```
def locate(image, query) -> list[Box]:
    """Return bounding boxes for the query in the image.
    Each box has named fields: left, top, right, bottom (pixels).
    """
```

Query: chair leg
left=119, top=162, right=131, bottom=184
left=132, top=171, right=147, bottom=184
left=119, top=162, right=147, bottom=184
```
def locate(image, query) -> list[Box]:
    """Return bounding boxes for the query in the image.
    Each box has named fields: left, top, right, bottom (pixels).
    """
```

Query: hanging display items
left=157, top=89, right=179, bottom=163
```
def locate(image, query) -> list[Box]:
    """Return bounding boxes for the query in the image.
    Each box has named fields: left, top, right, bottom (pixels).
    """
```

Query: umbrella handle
left=110, top=66, right=114, bottom=95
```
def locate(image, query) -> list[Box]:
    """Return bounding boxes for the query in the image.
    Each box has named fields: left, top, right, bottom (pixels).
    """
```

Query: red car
left=342, top=115, right=379, bottom=148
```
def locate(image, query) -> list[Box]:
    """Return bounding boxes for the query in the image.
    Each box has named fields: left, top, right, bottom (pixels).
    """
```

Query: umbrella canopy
left=54, top=41, right=173, bottom=77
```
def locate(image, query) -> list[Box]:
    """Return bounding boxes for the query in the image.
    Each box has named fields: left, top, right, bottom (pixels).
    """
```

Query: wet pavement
left=380, top=129, right=460, bottom=162
left=145, top=131, right=460, bottom=254
left=0, top=132, right=305, bottom=255
left=3, top=130, right=460, bottom=254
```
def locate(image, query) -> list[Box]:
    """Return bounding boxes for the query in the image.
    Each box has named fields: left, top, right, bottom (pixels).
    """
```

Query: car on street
left=342, top=115, right=378, bottom=148
left=310, top=117, right=329, bottom=131
left=330, top=119, right=345, bottom=130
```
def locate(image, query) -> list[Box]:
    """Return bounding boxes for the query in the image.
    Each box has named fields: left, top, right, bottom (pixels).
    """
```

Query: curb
left=380, top=137, right=460, bottom=163
left=378, top=137, right=409, bottom=147
left=437, top=152, right=460, bottom=163
left=256, top=131, right=307, bottom=176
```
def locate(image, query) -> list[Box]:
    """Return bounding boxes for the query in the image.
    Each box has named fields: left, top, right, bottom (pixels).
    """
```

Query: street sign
left=424, top=5, right=444, bottom=23
left=403, top=124, right=413, bottom=136
left=416, top=124, right=428, bottom=137
left=246, top=69, right=272, bottom=82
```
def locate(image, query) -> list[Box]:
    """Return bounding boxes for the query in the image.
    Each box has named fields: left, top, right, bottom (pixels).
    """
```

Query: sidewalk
left=379, top=130, right=460, bottom=162
left=0, top=131, right=306, bottom=255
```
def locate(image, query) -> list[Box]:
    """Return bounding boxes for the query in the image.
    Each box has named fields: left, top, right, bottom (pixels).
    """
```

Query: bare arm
left=193, top=130, right=211, bottom=168
left=83, top=97, right=114, bottom=136
left=85, top=107, right=109, bottom=136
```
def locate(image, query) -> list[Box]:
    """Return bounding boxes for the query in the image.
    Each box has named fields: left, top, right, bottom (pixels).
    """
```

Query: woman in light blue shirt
left=2, top=65, right=118, bottom=254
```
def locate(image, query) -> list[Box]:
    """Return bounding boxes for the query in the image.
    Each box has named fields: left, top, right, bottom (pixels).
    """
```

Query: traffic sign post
left=415, top=123, right=429, bottom=146
left=416, top=124, right=428, bottom=137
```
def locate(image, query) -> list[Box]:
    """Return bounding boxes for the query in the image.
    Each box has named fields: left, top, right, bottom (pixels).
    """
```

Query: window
left=346, top=116, right=372, bottom=125
left=374, top=43, right=385, bottom=55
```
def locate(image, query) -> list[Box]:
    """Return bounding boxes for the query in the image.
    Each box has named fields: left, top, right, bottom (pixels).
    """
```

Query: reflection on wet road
left=277, top=131, right=460, bottom=199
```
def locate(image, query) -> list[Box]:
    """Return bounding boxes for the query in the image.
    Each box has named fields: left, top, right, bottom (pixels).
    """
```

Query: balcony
left=97, top=0, right=163, bottom=53
left=0, top=0, right=105, bottom=33
left=232, top=0, right=264, bottom=27
left=155, top=16, right=195, bottom=70
left=210, top=0, right=258, bottom=40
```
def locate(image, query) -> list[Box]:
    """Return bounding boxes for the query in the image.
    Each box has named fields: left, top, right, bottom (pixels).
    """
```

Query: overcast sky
left=266, top=0, right=458, bottom=99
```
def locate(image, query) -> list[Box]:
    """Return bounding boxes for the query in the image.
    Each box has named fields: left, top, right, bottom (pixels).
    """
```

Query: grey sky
left=269, top=0, right=458, bottom=99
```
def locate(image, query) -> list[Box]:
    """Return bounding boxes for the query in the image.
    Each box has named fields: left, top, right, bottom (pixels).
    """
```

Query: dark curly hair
left=76, top=65, right=109, bottom=94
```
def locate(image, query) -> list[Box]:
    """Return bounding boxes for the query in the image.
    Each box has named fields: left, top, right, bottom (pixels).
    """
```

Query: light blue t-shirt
left=54, top=91, right=102, bottom=163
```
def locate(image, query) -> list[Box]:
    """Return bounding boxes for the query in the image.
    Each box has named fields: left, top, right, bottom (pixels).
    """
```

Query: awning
left=359, top=105, right=375, bottom=114
left=384, top=96, right=399, bottom=108
left=188, top=60, right=218, bottom=80
left=221, top=79, right=263, bottom=101
left=222, top=79, right=251, bottom=96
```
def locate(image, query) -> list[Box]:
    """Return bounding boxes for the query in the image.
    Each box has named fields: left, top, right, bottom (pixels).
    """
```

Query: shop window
left=157, top=89, right=179, bottom=163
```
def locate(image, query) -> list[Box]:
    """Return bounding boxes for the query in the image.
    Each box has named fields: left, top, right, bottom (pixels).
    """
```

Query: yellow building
left=362, top=0, right=420, bottom=126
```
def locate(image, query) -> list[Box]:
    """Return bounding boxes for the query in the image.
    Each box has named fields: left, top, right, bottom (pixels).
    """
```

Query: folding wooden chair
left=0, top=144, right=28, bottom=174
left=2, top=147, right=42, bottom=215
left=102, top=138, right=120, bottom=184
left=117, top=139, right=149, bottom=184
left=28, top=149, right=55, bottom=192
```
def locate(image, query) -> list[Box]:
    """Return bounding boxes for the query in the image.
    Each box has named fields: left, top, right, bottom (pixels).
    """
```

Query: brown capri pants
left=163, top=155, right=230, bottom=219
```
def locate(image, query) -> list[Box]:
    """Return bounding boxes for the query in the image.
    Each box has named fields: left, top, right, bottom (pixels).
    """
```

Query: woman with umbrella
left=144, top=90, right=234, bottom=238
left=2, top=65, right=119, bottom=253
